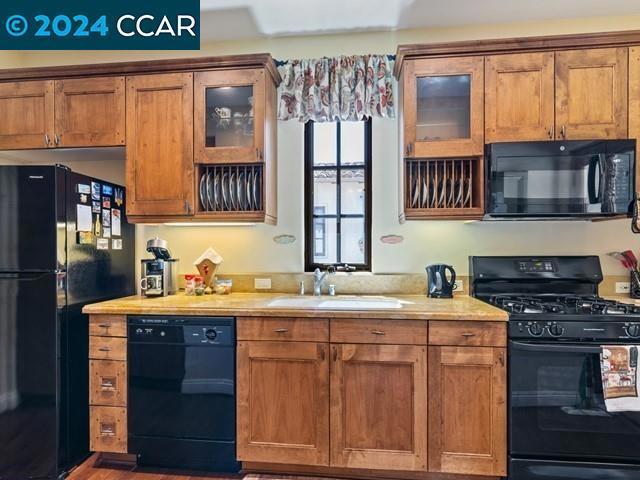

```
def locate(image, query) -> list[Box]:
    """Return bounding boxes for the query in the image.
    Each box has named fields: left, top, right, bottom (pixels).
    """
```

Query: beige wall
left=2, top=14, right=640, bottom=277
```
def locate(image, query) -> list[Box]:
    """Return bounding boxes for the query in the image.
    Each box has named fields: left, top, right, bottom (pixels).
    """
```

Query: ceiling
left=199, top=0, right=640, bottom=42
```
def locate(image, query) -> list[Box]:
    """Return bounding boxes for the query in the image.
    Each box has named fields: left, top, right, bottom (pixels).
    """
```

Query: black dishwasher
left=128, top=316, right=239, bottom=472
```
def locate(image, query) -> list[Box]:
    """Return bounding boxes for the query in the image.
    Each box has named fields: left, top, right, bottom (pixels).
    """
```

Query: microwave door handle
left=511, top=341, right=603, bottom=355
left=587, top=155, right=603, bottom=204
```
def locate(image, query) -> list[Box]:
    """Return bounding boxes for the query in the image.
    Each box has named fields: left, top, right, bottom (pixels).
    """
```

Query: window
left=304, top=119, right=372, bottom=272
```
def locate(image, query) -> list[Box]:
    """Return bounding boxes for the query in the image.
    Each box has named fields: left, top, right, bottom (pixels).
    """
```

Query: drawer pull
left=461, top=332, right=476, bottom=337
left=98, top=347, right=111, bottom=352
left=274, top=328, right=289, bottom=333
left=98, top=323, right=112, bottom=328
left=99, top=423, right=116, bottom=436
left=371, top=330, right=385, bottom=335
left=100, top=377, right=116, bottom=390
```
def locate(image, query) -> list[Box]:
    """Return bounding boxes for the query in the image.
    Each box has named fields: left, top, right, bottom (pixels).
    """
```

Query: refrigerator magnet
left=79, top=193, right=88, bottom=204
left=77, top=231, right=93, bottom=245
left=102, top=197, right=111, bottom=209
left=112, top=239, right=123, bottom=250
left=114, top=188, right=124, bottom=207
left=92, top=201, right=101, bottom=213
left=102, top=184, right=113, bottom=196
left=111, top=209, right=121, bottom=236
left=91, top=182, right=101, bottom=200
left=103, top=227, right=111, bottom=238
left=102, top=209, right=111, bottom=227
left=76, top=204, right=92, bottom=232
left=96, top=238, right=109, bottom=250
left=77, top=184, right=90, bottom=194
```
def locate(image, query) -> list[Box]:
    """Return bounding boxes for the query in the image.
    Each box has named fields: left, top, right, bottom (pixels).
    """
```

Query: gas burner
left=487, top=294, right=640, bottom=317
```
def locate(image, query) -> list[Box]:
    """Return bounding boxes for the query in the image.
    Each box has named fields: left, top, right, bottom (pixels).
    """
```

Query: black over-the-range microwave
left=485, top=140, right=635, bottom=219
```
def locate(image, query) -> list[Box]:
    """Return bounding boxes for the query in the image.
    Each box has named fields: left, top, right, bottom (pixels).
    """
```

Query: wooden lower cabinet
left=237, top=341, right=330, bottom=465
left=330, top=344, right=428, bottom=471
left=428, top=346, right=507, bottom=477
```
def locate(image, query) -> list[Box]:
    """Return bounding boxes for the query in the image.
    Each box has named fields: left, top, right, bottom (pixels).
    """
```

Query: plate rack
left=197, top=164, right=263, bottom=213
left=404, top=157, right=484, bottom=218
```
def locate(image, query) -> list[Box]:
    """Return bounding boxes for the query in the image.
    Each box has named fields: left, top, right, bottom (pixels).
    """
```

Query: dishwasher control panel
left=128, top=316, right=235, bottom=346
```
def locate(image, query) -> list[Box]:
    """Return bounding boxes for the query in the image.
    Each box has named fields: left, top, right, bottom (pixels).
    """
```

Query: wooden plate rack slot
left=404, top=157, right=484, bottom=219
left=198, top=164, right=263, bottom=213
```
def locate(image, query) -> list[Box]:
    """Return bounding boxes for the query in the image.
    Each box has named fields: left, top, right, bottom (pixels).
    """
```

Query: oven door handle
left=511, top=341, right=604, bottom=355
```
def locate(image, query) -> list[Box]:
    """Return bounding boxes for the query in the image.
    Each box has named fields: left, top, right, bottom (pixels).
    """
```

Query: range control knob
left=528, top=322, right=544, bottom=337
left=625, top=323, right=640, bottom=338
left=205, top=328, right=218, bottom=341
left=548, top=323, right=565, bottom=337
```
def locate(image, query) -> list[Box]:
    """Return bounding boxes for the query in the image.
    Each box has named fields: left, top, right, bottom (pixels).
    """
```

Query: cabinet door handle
left=184, top=201, right=191, bottom=214
left=560, top=125, right=566, bottom=139
left=547, top=127, right=554, bottom=139
left=332, top=347, right=338, bottom=362
left=406, top=143, right=413, bottom=156
left=98, top=347, right=111, bottom=352
left=54, top=134, right=60, bottom=146
left=461, top=332, right=476, bottom=337
left=99, top=423, right=116, bottom=436
left=319, top=346, right=325, bottom=361
left=498, top=352, right=505, bottom=367
left=44, top=134, right=50, bottom=147
left=371, top=329, right=385, bottom=335
left=273, top=328, right=288, bottom=333
left=256, top=148, right=263, bottom=160
left=98, top=323, right=112, bottom=328
left=100, top=377, right=116, bottom=390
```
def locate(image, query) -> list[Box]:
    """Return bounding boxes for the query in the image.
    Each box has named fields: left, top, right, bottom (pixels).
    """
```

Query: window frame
left=304, top=118, right=372, bottom=272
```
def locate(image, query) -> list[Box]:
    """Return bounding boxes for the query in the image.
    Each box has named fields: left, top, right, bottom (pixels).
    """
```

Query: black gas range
left=471, top=256, right=640, bottom=480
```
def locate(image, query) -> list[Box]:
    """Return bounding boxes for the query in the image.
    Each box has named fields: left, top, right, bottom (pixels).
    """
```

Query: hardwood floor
left=68, top=454, right=334, bottom=480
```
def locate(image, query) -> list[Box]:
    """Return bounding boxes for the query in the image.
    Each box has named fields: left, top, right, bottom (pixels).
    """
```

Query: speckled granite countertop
left=83, top=292, right=508, bottom=321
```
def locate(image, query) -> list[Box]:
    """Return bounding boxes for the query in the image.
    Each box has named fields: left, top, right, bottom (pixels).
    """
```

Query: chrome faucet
left=313, top=266, right=335, bottom=296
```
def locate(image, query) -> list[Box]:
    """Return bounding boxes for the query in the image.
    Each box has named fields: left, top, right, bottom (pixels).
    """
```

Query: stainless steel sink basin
left=267, top=296, right=404, bottom=310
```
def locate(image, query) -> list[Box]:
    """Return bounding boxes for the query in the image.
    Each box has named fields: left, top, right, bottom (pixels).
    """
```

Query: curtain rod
left=275, top=54, right=396, bottom=67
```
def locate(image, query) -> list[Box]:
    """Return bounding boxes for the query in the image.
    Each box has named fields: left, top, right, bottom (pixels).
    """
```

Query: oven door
left=488, top=142, right=634, bottom=217
left=510, top=341, right=640, bottom=462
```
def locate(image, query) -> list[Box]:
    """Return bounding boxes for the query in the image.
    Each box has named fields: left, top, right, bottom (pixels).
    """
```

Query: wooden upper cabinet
left=403, top=56, right=484, bottom=157
left=194, top=69, right=266, bottom=163
left=555, top=47, right=628, bottom=140
left=0, top=80, right=54, bottom=149
left=54, top=77, right=125, bottom=147
left=125, top=73, right=194, bottom=217
left=237, top=341, right=330, bottom=466
left=330, top=344, right=427, bottom=471
left=485, top=52, right=555, bottom=142
left=428, top=346, right=507, bottom=477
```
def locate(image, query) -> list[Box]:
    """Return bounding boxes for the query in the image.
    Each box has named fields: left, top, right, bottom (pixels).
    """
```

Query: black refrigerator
left=0, top=165, right=135, bottom=480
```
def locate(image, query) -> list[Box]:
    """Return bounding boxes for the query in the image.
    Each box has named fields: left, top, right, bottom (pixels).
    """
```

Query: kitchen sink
left=267, top=296, right=404, bottom=310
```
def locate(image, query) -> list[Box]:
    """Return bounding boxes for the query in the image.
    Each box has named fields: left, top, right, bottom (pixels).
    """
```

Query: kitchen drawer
left=429, top=321, right=506, bottom=347
left=89, top=315, right=127, bottom=337
left=238, top=317, right=329, bottom=342
left=90, top=360, right=127, bottom=407
left=90, top=406, right=127, bottom=453
left=89, top=336, right=127, bottom=361
left=330, top=319, right=428, bottom=345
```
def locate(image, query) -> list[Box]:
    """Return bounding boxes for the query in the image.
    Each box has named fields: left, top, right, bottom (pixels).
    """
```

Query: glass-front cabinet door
left=194, top=69, right=265, bottom=163
left=403, top=56, right=484, bottom=157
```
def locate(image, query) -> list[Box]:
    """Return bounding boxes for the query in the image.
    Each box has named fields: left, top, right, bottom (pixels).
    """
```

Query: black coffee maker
left=426, top=264, right=456, bottom=298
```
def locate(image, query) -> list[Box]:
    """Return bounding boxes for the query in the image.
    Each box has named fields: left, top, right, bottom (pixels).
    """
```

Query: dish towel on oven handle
left=601, top=345, right=640, bottom=412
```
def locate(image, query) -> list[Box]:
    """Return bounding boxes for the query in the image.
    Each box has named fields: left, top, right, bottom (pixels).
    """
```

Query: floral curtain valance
left=277, top=55, right=395, bottom=122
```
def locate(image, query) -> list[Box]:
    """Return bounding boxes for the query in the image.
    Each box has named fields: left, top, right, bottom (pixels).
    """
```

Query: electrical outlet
left=254, top=278, right=272, bottom=290
left=615, top=282, right=631, bottom=294
left=454, top=280, right=464, bottom=292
